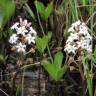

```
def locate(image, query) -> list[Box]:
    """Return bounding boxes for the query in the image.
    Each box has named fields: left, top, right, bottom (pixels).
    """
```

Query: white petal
left=11, top=23, right=19, bottom=29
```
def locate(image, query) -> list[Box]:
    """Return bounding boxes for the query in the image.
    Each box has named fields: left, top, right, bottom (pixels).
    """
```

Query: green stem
left=78, top=61, right=85, bottom=96
left=88, top=1, right=93, bottom=96
left=24, top=3, right=35, bottom=19
left=36, top=7, right=53, bottom=64
left=69, top=0, right=78, bottom=21
left=87, top=77, right=93, bottom=96
left=82, top=51, right=93, bottom=96
left=74, top=0, right=79, bottom=20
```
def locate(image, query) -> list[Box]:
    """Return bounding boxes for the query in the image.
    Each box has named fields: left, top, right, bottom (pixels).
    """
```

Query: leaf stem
left=36, top=6, right=53, bottom=64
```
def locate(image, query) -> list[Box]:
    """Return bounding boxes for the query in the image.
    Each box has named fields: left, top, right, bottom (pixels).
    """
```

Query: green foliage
left=16, top=85, right=22, bottom=96
left=0, top=30, right=11, bottom=39
left=94, top=50, right=96, bottom=63
left=80, top=0, right=89, bottom=5
left=36, top=32, right=52, bottom=53
left=24, top=3, right=35, bottom=19
left=42, top=52, right=68, bottom=81
left=0, top=54, right=8, bottom=63
left=34, top=0, right=53, bottom=20
left=54, top=51, right=63, bottom=69
left=44, top=3, right=53, bottom=20
left=69, top=0, right=79, bottom=21
left=92, top=48, right=96, bottom=63
left=0, top=0, right=15, bottom=29
left=82, top=50, right=93, bottom=96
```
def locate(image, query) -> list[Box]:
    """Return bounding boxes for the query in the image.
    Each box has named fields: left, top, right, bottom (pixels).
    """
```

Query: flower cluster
left=64, top=20, right=92, bottom=55
left=9, top=17, right=37, bottom=53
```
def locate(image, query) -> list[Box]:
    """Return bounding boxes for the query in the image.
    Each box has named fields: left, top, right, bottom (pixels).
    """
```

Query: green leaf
left=0, top=54, right=4, bottom=62
left=35, top=36, right=48, bottom=53
left=35, top=0, right=45, bottom=13
left=87, top=78, right=93, bottom=96
left=69, top=0, right=78, bottom=21
left=47, top=32, right=52, bottom=41
left=35, top=37, right=42, bottom=53
left=54, top=52, right=63, bottom=69
left=36, top=32, right=52, bottom=53
left=56, top=66, right=67, bottom=81
left=0, top=10, right=3, bottom=28
left=80, top=0, right=89, bottom=5
left=42, top=60, right=57, bottom=80
left=0, top=0, right=15, bottom=29
left=93, top=48, right=96, bottom=63
left=44, top=3, right=53, bottom=20
left=42, top=52, right=68, bottom=81
left=34, top=0, right=53, bottom=20
left=34, top=0, right=45, bottom=19
left=42, top=37, right=49, bottom=51
left=0, top=54, right=8, bottom=63
left=24, top=3, right=35, bottom=19
left=16, top=85, right=22, bottom=96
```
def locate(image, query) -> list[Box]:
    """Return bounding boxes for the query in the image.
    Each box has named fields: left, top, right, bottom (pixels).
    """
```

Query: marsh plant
left=64, top=20, right=93, bottom=96
left=9, top=17, right=37, bottom=54
left=0, top=0, right=96, bottom=96
left=8, top=17, right=37, bottom=95
left=64, top=20, right=92, bottom=54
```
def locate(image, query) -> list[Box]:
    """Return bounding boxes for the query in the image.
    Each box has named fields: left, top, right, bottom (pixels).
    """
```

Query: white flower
left=66, top=36, right=73, bottom=43
left=72, top=20, right=81, bottom=27
left=80, top=24, right=88, bottom=32
left=23, top=19, right=28, bottom=26
left=68, top=26, right=75, bottom=33
left=25, top=34, right=35, bottom=44
left=16, top=27, right=28, bottom=36
left=15, top=42, right=26, bottom=53
left=64, top=20, right=92, bottom=55
left=87, top=45, right=92, bottom=53
left=71, top=33, right=79, bottom=40
left=11, top=23, right=19, bottom=30
left=86, top=33, right=92, bottom=40
left=29, top=27, right=37, bottom=35
left=9, top=17, right=37, bottom=54
left=79, top=24, right=88, bottom=35
left=66, top=33, right=79, bottom=44
left=64, top=44, right=77, bottom=54
left=76, top=41, right=81, bottom=48
left=68, top=20, right=81, bottom=33
left=9, top=34, right=18, bottom=44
